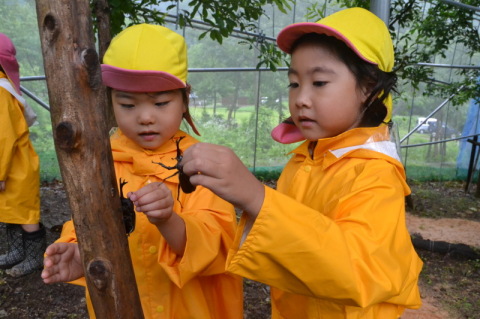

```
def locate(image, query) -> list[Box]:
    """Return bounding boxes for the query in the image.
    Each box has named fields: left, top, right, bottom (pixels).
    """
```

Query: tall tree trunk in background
left=93, top=0, right=116, bottom=130
left=35, top=0, right=144, bottom=318
left=227, top=76, right=241, bottom=123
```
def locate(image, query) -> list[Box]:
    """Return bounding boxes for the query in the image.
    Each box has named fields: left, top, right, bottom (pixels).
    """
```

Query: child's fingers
left=131, top=184, right=170, bottom=209
left=43, top=255, right=54, bottom=268
left=182, top=143, right=230, bottom=179
left=44, top=242, right=65, bottom=256
left=41, top=259, right=61, bottom=282
left=41, top=265, right=55, bottom=279
left=42, top=270, right=62, bottom=284
left=129, top=182, right=167, bottom=202
left=135, top=199, right=171, bottom=214
left=188, top=172, right=220, bottom=191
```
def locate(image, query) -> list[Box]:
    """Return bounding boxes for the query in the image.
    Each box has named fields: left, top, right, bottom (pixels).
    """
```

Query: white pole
left=370, top=0, right=391, bottom=24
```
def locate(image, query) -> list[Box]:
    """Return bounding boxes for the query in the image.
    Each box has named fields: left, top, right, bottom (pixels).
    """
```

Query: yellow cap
left=102, top=24, right=187, bottom=92
left=276, top=7, right=394, bottom=122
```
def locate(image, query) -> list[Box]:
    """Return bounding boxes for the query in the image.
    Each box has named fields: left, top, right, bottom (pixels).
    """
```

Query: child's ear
left=360, top=80, right=377, bottom=104
left=359, top=85, right=371, bottom=104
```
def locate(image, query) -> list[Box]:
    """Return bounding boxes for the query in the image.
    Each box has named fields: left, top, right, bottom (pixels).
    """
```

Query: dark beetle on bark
left=119, top=178, right=135, bottom=236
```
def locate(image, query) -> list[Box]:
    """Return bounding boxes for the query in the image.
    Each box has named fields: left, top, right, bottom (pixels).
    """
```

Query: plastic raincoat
left=227, top=125, right=423, bottom=319
left=57, top=130, right=243, bottom=319
left=0, top=72, right=40, bottom=224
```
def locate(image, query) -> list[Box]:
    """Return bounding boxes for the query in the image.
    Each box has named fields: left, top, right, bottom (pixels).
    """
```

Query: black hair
left=290, top=33, right=397, bottom=127
left=179, top=84, right=190, bottom=107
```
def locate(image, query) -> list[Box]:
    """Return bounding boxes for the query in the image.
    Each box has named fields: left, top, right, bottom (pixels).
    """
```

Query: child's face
left=112, top=89, right=186, bottom=149
left=288, top=42, right=368, bottom=140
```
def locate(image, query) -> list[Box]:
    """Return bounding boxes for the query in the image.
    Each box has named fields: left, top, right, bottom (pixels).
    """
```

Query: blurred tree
left=188, top=35, right=257, bottom=124
left=0, top=0, right=53, bottom=158
left=95, top=0, right=480, bottom=109
left=0, top=0, right=43, bottom=73
left=91, top=0, right=293, bottom=69
left=3, top=0, right=480, bottom=131
left=329, top=0, right=480, bottom=108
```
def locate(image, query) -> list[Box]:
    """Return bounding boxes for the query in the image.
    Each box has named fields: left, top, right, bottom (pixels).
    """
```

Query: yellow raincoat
left=0, top=72, right=40, bottom=224
left=227, top=125, right=423, bottom=319
left=57, top=130, right=243, bottom=319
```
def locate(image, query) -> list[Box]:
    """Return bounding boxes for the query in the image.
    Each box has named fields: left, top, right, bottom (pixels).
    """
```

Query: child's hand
left=129, top=182, right=186, bottom=255
left=182, top=143, right=265, bottom=217
left=0, top=181, right=5, bottom=192
left=42, top=243, right=83, bottom=284
left=128, top=182, right=174, bottom=226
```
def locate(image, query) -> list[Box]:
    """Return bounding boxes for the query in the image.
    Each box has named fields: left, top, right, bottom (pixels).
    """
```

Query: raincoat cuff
left=226, top=185, right=270, bottom=267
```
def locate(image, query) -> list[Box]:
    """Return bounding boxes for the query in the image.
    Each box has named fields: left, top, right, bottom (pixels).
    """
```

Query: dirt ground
left=0, top=180, right=479, bottom=319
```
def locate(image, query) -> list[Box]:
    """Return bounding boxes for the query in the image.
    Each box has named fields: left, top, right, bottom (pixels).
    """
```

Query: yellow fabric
left=0, top=72, right=40, bottom=224
left=227, top=125, right=423, bottom=319
left=56, top=130, right=243, bottom=319
left=317, top=8, right=394, bottom=73
left=276, top=7, right=394, bottom=122
left=103, top=24, right=187, bottom=83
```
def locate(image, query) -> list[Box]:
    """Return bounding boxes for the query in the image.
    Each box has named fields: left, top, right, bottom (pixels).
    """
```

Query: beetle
left=119, top=178, right=135, bottom=236
left=152, top=136, right=196, bottom=197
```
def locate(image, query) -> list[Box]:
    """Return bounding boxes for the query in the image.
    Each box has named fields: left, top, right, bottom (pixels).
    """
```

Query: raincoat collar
left=0, top=72, right=24, bottom=105
left=290, top=125, right=401, bottom=166
left=110, top=129, right=196, bottom=179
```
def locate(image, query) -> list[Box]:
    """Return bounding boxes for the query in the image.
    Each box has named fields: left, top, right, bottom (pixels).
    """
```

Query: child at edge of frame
left=0, top=32, right=46, bottom=278
left=41, top=24, right=243, bottom=319
left=181, top=7, right=424, bottom=319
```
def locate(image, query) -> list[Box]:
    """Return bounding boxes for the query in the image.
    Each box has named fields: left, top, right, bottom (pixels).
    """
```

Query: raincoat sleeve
left=227, top=161, right=422, bottom=308
left=157, top=185, right=238, bottom=287
left=0, top=89, right=19, bottom=181
left=56, top=220, right=78, bottom=244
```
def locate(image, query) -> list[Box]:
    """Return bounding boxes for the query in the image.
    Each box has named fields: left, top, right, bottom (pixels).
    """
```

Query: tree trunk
left=93, top=0, right=116, bottom=131
left=35, top=1, right=144, bottom=318
left=227, top=77, right=241, bottom=123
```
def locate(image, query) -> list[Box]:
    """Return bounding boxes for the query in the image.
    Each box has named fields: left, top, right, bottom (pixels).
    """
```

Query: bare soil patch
left=0, top=180, right=479, bottom=318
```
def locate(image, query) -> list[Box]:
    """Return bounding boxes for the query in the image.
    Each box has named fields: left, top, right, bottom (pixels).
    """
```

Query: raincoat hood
left=0, top=33, right=21, bottom=95
left=110, top=129, right=197, bottom=183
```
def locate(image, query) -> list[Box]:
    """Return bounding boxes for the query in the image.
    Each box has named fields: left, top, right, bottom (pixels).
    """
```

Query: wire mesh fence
left=8, top=0, right=480, bottom=184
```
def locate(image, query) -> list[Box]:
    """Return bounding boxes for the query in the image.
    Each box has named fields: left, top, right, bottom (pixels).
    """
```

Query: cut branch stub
left=87, top=258, right=112, bottom=291
left=42, top=13, right=60, bottom=44
left=55, top=121, right=80, bottom=151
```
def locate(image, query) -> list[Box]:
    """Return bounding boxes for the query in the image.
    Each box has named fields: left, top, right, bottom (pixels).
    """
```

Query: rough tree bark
left=35, top=0, right=144, bottom=317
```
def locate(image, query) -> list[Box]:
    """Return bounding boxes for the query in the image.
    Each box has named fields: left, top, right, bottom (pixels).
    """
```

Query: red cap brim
left=276, top=22, right=374, bottom=65
left=101, top=64, right=186, bottom=92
